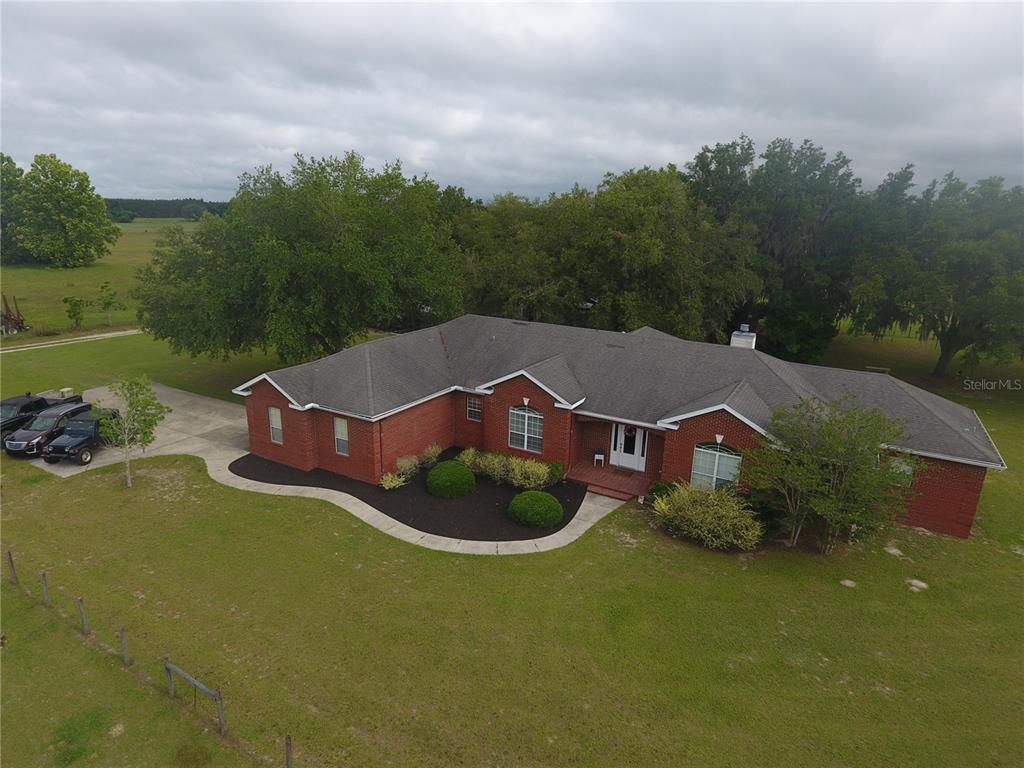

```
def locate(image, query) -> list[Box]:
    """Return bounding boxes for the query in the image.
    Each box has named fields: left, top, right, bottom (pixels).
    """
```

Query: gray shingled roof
left=242, top=314, right=1006, bottom=468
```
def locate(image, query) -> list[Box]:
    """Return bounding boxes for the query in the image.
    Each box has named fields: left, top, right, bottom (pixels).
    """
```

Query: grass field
left=1, top=587, right=255, bottom=767
left=1, top=332, right=1021, bottom=767
left=1, top=218, right=197, bottom=344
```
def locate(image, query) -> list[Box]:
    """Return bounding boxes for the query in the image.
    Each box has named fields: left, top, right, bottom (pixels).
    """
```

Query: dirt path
left=0, top=328, right=143, bottom=354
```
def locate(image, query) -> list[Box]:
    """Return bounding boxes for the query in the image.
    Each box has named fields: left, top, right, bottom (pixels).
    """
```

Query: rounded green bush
left=426, top=460, right=476, bottom=498
left=508, top=490, right=564, bottom=528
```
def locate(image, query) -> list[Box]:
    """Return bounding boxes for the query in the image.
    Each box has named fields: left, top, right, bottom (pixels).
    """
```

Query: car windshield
left=26, top=415, right=58, bottom=431
left=0, top=405, right=17, bottom=419
left=65, top=421, right=94, bottom=435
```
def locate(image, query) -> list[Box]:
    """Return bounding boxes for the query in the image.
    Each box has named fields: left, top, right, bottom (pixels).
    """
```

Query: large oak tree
left=134, top=153, right=463, bottom=363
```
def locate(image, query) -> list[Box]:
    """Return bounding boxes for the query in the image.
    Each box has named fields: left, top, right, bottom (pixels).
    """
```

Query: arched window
left=509, top=406, right=543, bottom=453
left=691, top=443, right=741, bottom=489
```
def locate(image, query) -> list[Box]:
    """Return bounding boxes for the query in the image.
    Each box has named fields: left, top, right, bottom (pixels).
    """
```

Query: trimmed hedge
left=426, top=460, right=476, bottom=498
left=508, top=491, right=564, bottom=529
left=456, top=448, right=560, bottom=490
left=652, top=482, right=763, bottom=551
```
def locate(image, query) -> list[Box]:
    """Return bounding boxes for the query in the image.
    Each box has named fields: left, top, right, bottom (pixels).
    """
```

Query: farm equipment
left=1, top=294, right=28, bottom=334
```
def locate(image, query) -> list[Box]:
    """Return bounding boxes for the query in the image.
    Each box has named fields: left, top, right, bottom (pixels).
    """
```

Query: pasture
left=1, top=218, right=197, bottom=345
left=1, top=331, right=1021, bottom=767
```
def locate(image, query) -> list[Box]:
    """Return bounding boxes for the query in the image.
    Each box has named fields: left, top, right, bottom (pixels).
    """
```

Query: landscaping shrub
left=380, top=472, right=408, bottom=490
left=508, top=490, right=564, bottom=528
left=420, top=442, right=442, bottom=468
left=507, top=456, right=550, bottom=489
left=652, top=482, right=763, bottom=551
left=426, top=460, right=476, bottom=498
left=477, top=452, right=509, bottom=484
left=646, top=481, right=675, bottom=504
left=456, top=447, right=480, bottom=471
left=395, top=455, right=420, bottom=478
left=457, top=448, right=555, bottom=489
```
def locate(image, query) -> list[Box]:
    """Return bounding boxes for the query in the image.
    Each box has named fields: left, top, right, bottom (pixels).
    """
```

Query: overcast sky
left=3, top=2, right=1022, bottom=201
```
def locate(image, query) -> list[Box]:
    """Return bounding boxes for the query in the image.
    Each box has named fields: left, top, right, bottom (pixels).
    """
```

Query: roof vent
left=730, top=325, right=757, bottom=349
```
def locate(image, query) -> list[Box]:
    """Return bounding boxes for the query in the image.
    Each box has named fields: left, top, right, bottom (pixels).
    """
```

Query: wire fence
left=4, top=548, right=297, bottom=767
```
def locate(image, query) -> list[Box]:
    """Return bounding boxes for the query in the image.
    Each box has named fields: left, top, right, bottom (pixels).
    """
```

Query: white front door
left=610, top=423, right=647, bottom=472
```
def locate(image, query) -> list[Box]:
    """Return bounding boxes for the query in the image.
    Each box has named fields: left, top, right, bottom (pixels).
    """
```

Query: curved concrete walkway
left=36, top=383, right=623, bottom=555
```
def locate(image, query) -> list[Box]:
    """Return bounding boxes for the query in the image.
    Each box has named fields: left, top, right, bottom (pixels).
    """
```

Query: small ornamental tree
left=100, top=377, right=170, bottom=489
left=62, top=295, right=90, bottom=329
left=95, top=281, right=126, bottom=326
left=744, top=395, right=918, bottom=553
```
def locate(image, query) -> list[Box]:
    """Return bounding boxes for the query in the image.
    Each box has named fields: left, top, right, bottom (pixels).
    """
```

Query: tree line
left=137, top=141, right=1022, bottom=375
left=106, top=198, right=229, bottom=223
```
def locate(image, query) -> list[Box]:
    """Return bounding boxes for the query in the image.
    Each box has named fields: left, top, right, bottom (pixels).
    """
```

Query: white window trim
left=509, top=406, right=544, bottom=454
left=268, top=406, right=283, bottom=445
left=334, top=416, right=349, bottom=456
left=691, top=443, right=740, bottom=489
left=467, top=396, right=482, bottom=422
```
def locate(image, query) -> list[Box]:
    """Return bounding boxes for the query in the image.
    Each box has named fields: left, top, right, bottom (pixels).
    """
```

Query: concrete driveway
left=34, top=382, right=249, bottom=478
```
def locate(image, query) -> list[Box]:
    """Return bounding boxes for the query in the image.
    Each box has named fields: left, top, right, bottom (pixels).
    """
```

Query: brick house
left=233, top=315, right=1006, bottom=538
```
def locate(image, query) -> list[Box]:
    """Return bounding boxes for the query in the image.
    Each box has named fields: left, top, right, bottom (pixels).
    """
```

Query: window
left=467, top=396, right=482, bottom=422
left=268, top=407, right=283, bottom=444
left=509, top=406, right=543, bottom=453
left=691, top=443, right=741, bottom=489
left=334, top=417, right=349, bottom=456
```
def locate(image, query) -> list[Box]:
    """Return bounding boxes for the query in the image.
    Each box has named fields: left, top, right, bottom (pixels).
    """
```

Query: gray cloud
left=3, top=2, right=1021, bottom=200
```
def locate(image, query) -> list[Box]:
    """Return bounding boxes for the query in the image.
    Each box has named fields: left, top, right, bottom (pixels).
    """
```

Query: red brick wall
left=454, top=392, right=486, bottom=450
left=312, top=410, right=380, bottom=484
left=904, top=457, right=987, bottom=538
left=481, top=376, right=572, bottom=466
left=245, top=380, right=318, bottom=471
left=660, top=410, right=761, bottom=483
left=574, top=418, right=611, bottom=464
left=379, top=392, right=457, bottom=474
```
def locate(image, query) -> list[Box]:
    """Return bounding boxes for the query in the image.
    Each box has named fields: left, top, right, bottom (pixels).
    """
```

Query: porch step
left=585, top=484, right=635, bottom=501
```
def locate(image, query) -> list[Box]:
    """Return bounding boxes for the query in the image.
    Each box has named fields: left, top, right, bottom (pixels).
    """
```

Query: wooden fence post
left=214, top=689, right=228, bottom=737
left=5, top=550, right=18, bottom=586
left=285, top=734, right=293, bottom=768
left=119, top=626, right=131, bottom=667
left=76, top=597, right=89, bottom=635
left=40, top=571, right=50, bottom=606
left=163, top=656, right=175, bottom=698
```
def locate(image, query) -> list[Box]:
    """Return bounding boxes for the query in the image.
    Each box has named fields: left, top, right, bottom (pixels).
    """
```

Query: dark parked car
left=42, top=409, right=119, bottom=465
left=2, top=390, right=83, bottom=442
left=4, top=402, right=92, bottom=457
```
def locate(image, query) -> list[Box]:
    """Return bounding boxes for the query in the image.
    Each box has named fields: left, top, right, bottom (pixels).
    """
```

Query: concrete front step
left=585, top=484, right=635, bottom=501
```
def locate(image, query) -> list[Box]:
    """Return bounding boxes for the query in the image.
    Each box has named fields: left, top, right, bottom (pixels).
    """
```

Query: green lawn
left=1, top=587, right=256, bottom=768
left=0, top=334, right=278, bottom=405
left=1, top=218, right=197, bottom=345
left=1, top=333, right=1021, bottom=767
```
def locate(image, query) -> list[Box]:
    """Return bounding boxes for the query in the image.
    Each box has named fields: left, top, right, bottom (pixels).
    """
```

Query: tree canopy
left=1, top=153, right=120, bottom=267
left=134, top=152, right=463, bottom=363
left=128, top=138, right=1020, bottom=374
left=850, top=172, right=1024, bottom=376
left=459, top=166, right=760, bottom=341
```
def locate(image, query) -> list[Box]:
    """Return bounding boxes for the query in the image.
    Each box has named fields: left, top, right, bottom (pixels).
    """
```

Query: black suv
left=42, top=409, right=118, bottom=465
left=4, top=402, right=92, bottom=456
left=2, top=391, right=85, bottom=442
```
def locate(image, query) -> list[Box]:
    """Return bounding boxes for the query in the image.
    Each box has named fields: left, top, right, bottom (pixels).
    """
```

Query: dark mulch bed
left=228, top=450, right=588, bottom=542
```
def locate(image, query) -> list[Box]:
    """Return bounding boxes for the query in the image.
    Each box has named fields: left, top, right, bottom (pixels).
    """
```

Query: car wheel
left=78, top=449, right=93, bottom=466
left=43, top=456, right=60, bottom=464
